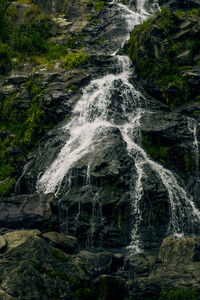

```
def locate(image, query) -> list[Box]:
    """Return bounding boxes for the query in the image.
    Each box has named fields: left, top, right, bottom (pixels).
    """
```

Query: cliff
left=1, top=0, right=200, bottom=299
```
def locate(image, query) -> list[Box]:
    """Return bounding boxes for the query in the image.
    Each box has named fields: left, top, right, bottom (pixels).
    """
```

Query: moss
left=159, top=288, right=198, bottom=300
left=97, top=37, right=105, bottom=43
left=142, top=136, right=171, bottom=164
left=157, top=7, right=173, bottom=35
left=95, top=1, right=104, bottom=13
left=184, top=152, right=196, bottom=174
left=6, top=6, right=18, bottom=22
left=0, top=177, right=16, bottom=196
left=87, top=0, right=93, bottom=8
left=51, top=248, right=69, bottom=263
left=75, top=287, right=95, bottom=300
left=0, top=41, right=14, bottom=74
left=142, top=201, right=167, bottom=226
left=0, top=76, right=54, bottom=197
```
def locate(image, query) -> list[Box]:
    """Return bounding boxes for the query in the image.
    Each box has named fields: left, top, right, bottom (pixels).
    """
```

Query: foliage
left=62, top=51, right=89, bottom=69
left=159, top=288, right=198, bottom=300
left=0, top=177, right=16, bottom=196
left=0, top=77, right=52, bottom=198
left=87, top=0, right=93, bottom=8
left=95, top=1, right=104, bottom=12
left=0, top=41, right=14, bottom=74
left=0, top=0, right=13, bottom=42
left=127, top=7, right=200, bottom=107
left=12, top=19, right=50, bottom=54
left=157, top=7, right=173, bottom=35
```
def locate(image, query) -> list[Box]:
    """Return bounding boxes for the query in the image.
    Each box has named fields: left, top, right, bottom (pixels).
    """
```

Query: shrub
left=95, top=1, right=104, bottom=12
left=62, top=51, right=89, bottom=69
left=0, top=0, right=13, bottom=42
left=12, top=21, right=49, bottom=54
left=0, top=177, right=16, bottom=196
left=0, top=42, right=14, bottom=74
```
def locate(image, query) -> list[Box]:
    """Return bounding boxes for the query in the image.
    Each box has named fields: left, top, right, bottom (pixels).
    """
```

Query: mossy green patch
left=95, top=1, right=104, bottom=13
left=159, top=288, right=198, bottom=300
left=142, top=136, right=171, bottom=164
left=51, top=248, right=69, bottom=263
left=62, top=51, right=89, bottom=69
left=127, top=8, right=200, bottom=107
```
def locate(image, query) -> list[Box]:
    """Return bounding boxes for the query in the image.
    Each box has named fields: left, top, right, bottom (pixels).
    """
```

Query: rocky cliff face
left=1, top=0, right=200, bottom=299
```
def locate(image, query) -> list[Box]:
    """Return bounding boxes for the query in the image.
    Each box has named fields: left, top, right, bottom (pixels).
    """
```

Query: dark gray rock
left=159, top=0, right=200, bottom=9
left=57, top=127, right=136, bottom=249
left=0, top=194, right=56, bottom=230
left=0, top=236, right=7, bottom=254
left=42, top=231, right=78, bottom=254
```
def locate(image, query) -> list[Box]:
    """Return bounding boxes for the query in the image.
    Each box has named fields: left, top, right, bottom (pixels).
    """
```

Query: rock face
left=0, top=194, right=56, bottom=230
left=128, top=6, right=200, bottom=107
left=1, top=0, right=200, bottom=299
left=0, top=233, right=199, bottom=299
left=159, top=0, right=200, bottom=9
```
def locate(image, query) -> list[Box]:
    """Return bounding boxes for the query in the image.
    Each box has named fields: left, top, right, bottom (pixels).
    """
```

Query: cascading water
left=187, top=117, right=199, bottom=171
left=36, top=0, right=200, bottom=253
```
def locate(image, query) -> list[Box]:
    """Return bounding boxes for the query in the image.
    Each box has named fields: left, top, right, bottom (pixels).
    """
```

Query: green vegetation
left=0, top=2, right=91, bottom=197
left=95, top=1, right=104, bottom=12
left=184, top=152, right=196, bottom=174
left=142, top=136, right=171, bottom=164
left=0, top=76, right=54, bottom=198
left=127, top=7, right=200, bottom=107
left=51, top=248, right=69, bottom=263
left=0, top=2, right=87, bottom=72
left=159, top=288, right=198, bottom=300
left=62, top=51, right=89, bottom=69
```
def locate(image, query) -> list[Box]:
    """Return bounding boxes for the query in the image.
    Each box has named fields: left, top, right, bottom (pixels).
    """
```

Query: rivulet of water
left=187, top=117, right=199, bottom=171
left=36, top=0, right=200, bottom=253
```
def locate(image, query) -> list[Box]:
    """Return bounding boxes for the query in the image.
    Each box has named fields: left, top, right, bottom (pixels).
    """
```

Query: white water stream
left=36, top=0, right=200, bottom=252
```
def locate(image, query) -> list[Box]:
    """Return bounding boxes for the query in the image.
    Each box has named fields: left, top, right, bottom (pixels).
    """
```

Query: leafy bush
left=127, top=7, right=200, bottom=107
left=12, top=20, right=49, bottom=54
left=62, top=51, right=89, bottom=69
left=95, top=1, right=104, bottom=12
left=0, top=77, right=52, bottom=196
left=0, top=177, right=16, bottom=196
left=157, top=7, right=173, bottom=35
left=0, top=0, right=13, bottom=42
left=0, top=42, right=14, bottom=74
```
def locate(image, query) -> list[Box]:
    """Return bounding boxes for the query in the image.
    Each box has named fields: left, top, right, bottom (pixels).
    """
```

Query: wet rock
left=0, top=194, right=56, bottom=230
left=0, top=236, right=89, bottom=299
left=77, top=251, right=114, bottom=277
left=125, top=253, right=156, bottom=275
left=42, top=231, right=78, bottom=254
left=0, top=236, right=7, bottom=253
left=158, top=236, right=200, bottom=265
left=95, top=275, right=126, bottom=300
left=3, top=229, right=41, bottom=251
left=174, top=49, right=193, bottom=65
left=0, top=289, right=16, bottom=300
left=57, top=127, right=136, bottom=249
left=159, top=0, right=200, bottom=9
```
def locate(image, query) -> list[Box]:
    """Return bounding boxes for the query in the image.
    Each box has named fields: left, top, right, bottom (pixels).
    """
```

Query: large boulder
left=42, top=231, right=78, bottom=254
left=0, top=194, right=56, bottom=230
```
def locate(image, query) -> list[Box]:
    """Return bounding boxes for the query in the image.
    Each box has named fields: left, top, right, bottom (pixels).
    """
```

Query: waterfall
left=187, top=117, right=199, bottom=171
left=36, top=0, right=200, bottom=253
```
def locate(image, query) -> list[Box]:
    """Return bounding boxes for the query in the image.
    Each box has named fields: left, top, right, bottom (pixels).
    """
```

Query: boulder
left=3, top=229, right=41, bottom=251
left=0, top=194, right=56, bottom=230
left=95, top=275, right=126, bottom=300
left=42, top=231, right=78, bottom=254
